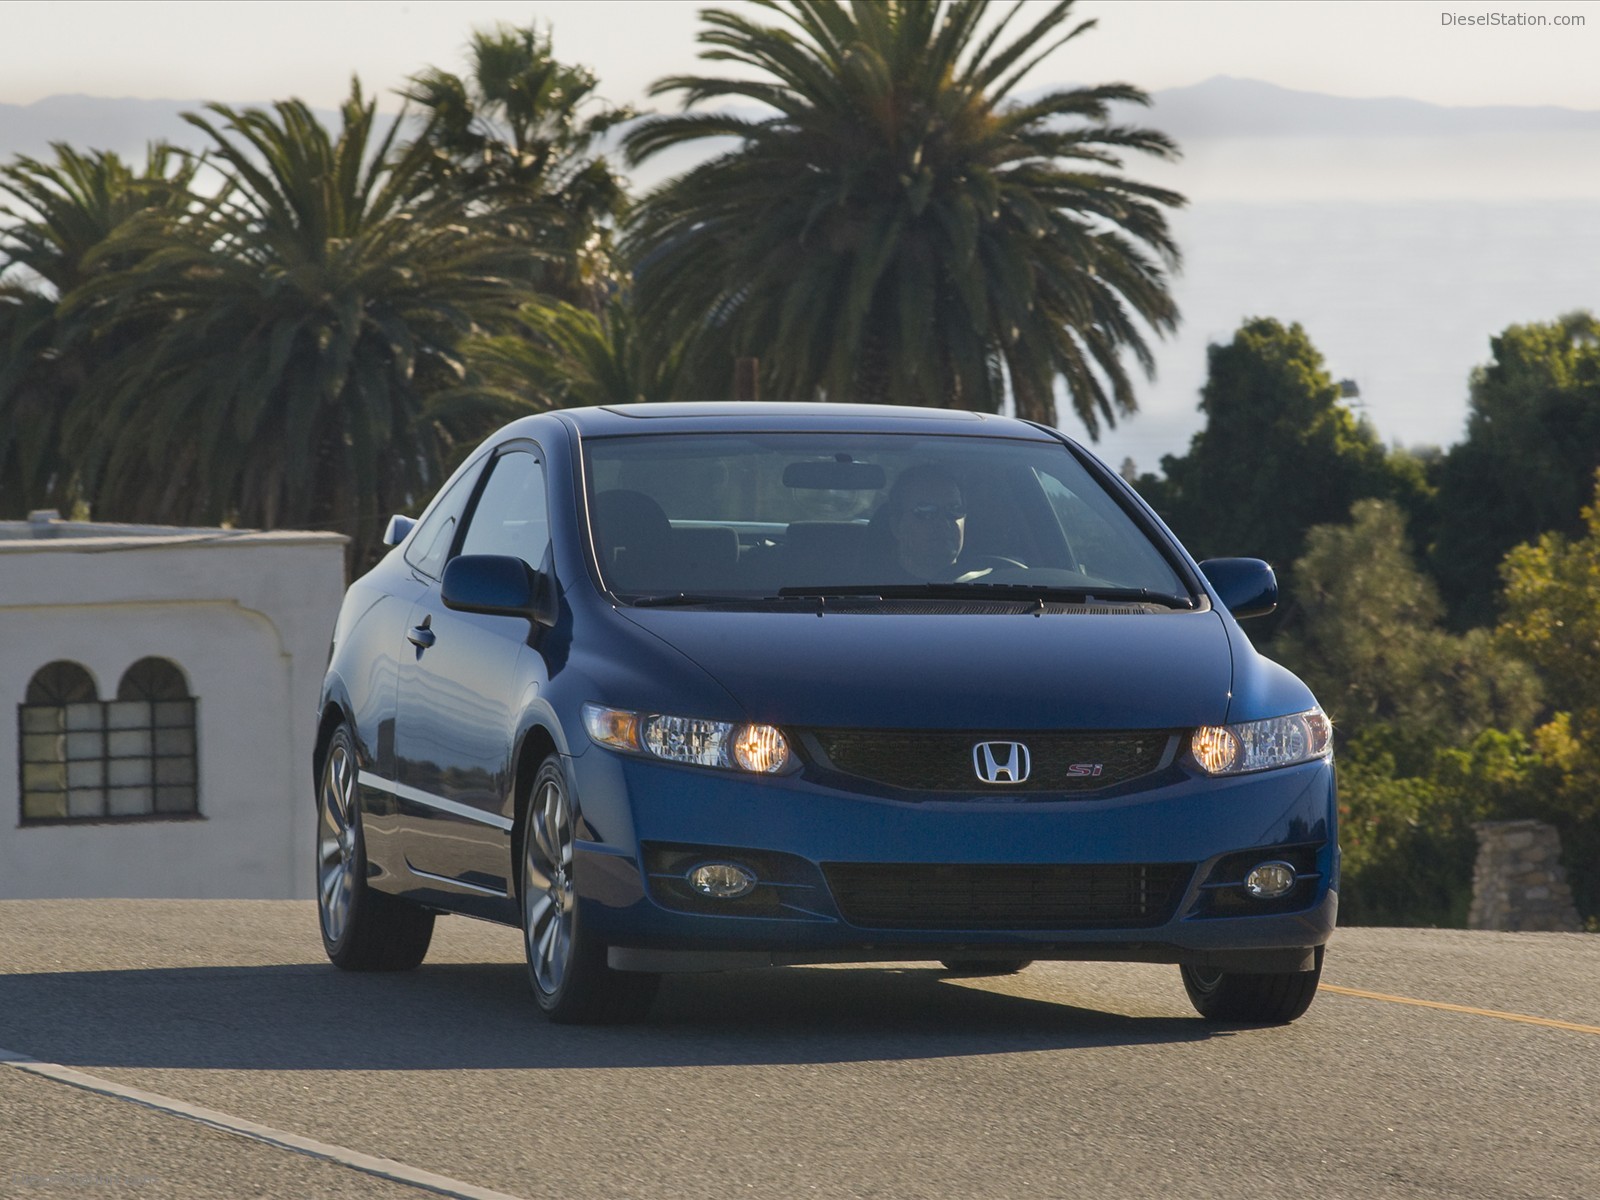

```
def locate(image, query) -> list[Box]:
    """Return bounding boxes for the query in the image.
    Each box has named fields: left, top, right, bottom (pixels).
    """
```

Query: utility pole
left=733, top=357, right=760, bottom=403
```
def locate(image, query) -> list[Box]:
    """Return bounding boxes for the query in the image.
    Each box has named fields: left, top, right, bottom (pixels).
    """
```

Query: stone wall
left=1468, top=819, right=1582, bottom=932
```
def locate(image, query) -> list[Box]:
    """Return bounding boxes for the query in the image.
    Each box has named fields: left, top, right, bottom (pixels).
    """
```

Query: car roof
left=528, top=402, right=1068, bottom=442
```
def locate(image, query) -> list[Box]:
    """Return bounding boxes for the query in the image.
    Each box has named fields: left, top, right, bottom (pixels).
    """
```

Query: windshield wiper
left=629, top=592, right=754, bottom=607
left=777, top=583, right=1195, bottom=609
left=991, top=584, right=1196, bottom=610
left=629, top=592, right=815, bottom=609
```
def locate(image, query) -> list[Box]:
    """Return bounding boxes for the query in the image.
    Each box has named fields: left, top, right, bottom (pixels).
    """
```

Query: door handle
left=407, top=617, right=436, bottom=649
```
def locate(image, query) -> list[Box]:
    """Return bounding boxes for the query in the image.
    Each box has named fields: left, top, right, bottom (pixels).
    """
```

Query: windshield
left=582, top=432, right=1189, bottom=605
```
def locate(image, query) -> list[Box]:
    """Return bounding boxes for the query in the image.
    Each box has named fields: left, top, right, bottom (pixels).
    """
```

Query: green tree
left=0, top=144, right=196, bottom=515
left=1431, top=312, right=1600, bottom=628
left=1496, top=470, right=1600, bottom=915
left=1291, top=481, right=1600, bottom=927
left=623, top=0, right=1183, bottom=430
left=1147, top=318, right=1421, bottom=634
left=463, top=294, right=680, bottom=410
left=1278, top=498, right=1540, bottom=764
left=1498, top=474, right=1600, bottom=718
left=1275, top=498, right=1559, bottom=927
left=1335, top=739, right=1476, bottom=927
left=1337, top=727, right=1551, bottom=927
left=400, top=23, right=633, bottom=308
left=60, top=84, right=527, bottom=565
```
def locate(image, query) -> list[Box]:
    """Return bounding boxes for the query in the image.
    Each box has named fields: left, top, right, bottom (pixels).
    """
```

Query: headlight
left=582, top=703, right=793, bottom=774
left=1187, top=707, right=1332, bottom=776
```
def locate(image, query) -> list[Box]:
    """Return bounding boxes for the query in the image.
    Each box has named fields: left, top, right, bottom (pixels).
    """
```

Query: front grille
left=806, top=729, right=1174, bottom=792
left=824, top=862, right=1193, bottom=930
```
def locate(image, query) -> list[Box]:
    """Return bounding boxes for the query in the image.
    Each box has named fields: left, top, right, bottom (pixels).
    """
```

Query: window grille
left=18, top=658, right=199, bottom=824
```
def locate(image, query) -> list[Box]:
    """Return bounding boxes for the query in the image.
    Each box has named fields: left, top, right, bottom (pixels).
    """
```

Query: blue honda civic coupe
left=314, top=403, right=1337, bottom=1024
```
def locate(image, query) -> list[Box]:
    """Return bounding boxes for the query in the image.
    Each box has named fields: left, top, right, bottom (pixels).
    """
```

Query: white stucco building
left=1, top=511, right=346, bottom=899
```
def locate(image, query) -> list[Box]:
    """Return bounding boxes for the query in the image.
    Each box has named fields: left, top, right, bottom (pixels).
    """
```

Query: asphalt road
left=0, top=901, right=1595, bottom=1200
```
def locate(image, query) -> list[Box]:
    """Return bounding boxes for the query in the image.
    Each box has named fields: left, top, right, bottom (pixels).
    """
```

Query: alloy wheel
left=523, top=775, right=576, bottom=997
left=317, top=738, right=359, bottom=943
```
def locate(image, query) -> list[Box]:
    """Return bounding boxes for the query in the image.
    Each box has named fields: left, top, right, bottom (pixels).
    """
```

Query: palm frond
left=624, top=0, right=1184, bottom=431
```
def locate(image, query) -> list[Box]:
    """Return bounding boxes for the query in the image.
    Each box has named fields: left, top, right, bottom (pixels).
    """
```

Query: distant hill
left=0, top=94, right=341, bottom=164
left=1137, top=76, right=1600, bottom=139
left=3, top=77, right=1599, bottom=172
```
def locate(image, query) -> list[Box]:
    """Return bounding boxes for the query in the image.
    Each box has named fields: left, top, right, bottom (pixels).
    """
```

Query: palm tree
left=623, top=0, right=1184, bottom=435
left=400, top=23, right=634, bottom=309
left=0, top=144, right=196, bottom=514
left=463, top=294, right=680, bottom=410
left=61, top=83, right=528, bottom=564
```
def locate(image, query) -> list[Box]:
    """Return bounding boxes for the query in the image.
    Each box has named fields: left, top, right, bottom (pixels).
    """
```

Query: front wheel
left=317, top=723, right=434, bottom=971
left=520, top=754, right=659, bottom=1024
left=1180, top=947, right=1324, bottom=1024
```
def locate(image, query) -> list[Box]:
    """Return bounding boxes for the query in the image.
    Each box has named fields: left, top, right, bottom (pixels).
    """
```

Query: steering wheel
left=954, top=555, right=1027, bottom=581
left=960, top=554, right=1027, bottom=572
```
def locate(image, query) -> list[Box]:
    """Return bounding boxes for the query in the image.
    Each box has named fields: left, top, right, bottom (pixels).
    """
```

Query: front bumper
left=567, top=748, right=1339, bottom=972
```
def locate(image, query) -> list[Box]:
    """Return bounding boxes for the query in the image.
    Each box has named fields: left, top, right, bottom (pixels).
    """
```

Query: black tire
left=316, top=724, right=434, bottom=971
left=1180, top=946, right=1324, bottom=1024
left=940, top=958, right=1034, bottom=976
left=519, top=754, right=659, bottom=1024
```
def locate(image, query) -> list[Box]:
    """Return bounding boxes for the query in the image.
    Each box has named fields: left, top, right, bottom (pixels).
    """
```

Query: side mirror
left=1198, top=557, right=1278, bottom=619
left=383, top=514, right=417, bottom=546
left=441, top=555, right=556, bottom=627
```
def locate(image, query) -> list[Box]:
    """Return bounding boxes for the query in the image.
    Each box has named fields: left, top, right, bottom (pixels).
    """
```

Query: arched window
left=26, top=661, right=98, bottom=705
left=19, top=661, right=101, bottom=821
left=17, top=657, right=199, bottom=823
left=112, top=658, right=198, bottom=816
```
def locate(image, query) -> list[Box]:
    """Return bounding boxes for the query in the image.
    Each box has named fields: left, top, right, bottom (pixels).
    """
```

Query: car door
left=354, top=459, right=482, bottom=875
left=395, top=444, right=552, bottom=902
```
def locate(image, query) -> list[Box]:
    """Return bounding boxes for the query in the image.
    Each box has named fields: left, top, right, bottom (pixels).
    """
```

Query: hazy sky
left=2, top=0, right=1598, bottom=112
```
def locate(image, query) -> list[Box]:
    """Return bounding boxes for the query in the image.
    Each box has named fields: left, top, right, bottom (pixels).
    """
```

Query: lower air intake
left=823, top=861, right=1193, bottom=930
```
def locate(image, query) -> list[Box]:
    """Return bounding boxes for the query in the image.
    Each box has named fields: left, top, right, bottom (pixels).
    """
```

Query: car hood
left=615, top=607, right=1235, bottom=730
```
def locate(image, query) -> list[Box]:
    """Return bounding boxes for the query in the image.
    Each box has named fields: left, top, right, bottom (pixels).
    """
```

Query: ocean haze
left=3, top=78, right=1595, bottom=470
left=1089, top=199, right=1600, bottom=477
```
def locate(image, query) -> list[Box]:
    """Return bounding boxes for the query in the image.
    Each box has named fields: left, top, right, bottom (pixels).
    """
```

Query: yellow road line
left=1323, top=984, right=1600, bottom=1036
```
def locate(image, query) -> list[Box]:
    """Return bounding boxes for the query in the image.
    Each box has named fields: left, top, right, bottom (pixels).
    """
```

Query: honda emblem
left=973, top=741, right=1031, bottom=784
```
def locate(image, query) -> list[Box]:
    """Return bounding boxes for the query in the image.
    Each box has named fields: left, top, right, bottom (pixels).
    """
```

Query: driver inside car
left=882, top=465, right=996, bottom=583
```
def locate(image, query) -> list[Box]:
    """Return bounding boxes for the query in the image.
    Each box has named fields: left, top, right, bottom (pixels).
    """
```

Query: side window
left=1034, top=466, right=1180, bottom=591
left=405, top=459, right=485, bottom=579
left=459, top=449, right=549, bottom=568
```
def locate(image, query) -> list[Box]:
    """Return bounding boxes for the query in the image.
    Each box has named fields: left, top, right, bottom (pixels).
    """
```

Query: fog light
left=689, top=862, right=757, bottom=899
left=1244, top=861, right=1297, bottom=899
left=732, top=723, right=791, bottom=774
left=1190, top=725, right=1241, bottom=774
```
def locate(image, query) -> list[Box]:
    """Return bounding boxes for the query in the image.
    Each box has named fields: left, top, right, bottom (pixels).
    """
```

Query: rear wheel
left=520, top=754, right=659, bottom=1024
left=317, top=724, right=434, bottom=971
left=1180, top=947, right=1324, bottom=1024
